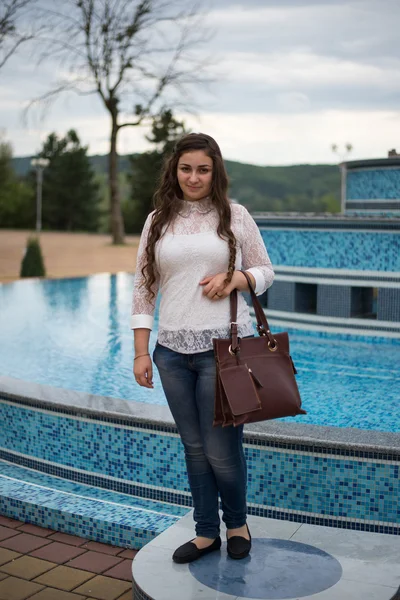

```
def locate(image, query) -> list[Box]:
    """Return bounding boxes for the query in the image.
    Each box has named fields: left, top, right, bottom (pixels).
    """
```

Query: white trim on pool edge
left=274, top=274, right=400, bottom=288
left=258, top=226, right=400, bottom=233
left=1, top=471, right=397, bottom=532
left=269, top=319, right=400, bottom=338
left=266, top=310, right=400, bottom=329
left=273, top=267, right=400, bottom=278
left=0, top=471, right=185, bottom=518
left=0, top=453, right=192, bottom=500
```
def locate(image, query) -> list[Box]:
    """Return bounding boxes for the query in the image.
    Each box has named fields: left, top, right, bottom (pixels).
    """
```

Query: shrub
left=20, top=237, right=46, bottom=278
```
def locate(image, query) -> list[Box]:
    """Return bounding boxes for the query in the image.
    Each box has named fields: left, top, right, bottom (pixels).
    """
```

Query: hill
left=12, top=154, right=341, bottom=213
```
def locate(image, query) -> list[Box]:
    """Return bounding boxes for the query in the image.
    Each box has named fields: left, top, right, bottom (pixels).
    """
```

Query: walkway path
left=0, top=230, right=140, bottom=283
left=0, top=515, right=136, bottom=600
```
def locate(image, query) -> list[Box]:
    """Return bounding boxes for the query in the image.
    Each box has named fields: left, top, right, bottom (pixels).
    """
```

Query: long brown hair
left=142, top=132, right=237, bottom=301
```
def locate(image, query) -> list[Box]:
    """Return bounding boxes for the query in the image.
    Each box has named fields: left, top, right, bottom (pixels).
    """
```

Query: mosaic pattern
left=260, top=229, right=400, bottom=271
left=246, top=447, right=399, bottom=524
left=347, top=168, right=400, bottom=200
left=0, top=479, right=170, bottom=549
left=0, top=400, right=399, bottom=532
left=0, top=460, right=189, bottom=517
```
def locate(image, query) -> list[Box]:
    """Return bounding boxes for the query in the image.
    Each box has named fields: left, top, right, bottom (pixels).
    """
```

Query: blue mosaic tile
left=0, top=466, right=180, bottom=548
left=260, top=229, right=400, bottom=271
left=0, top=400, right=399, bottom=530
left=246, top=449, right=399, bottom=524
left=0, top=460, right=189, bottom=517
left=347, top=168, right=400, bottom=200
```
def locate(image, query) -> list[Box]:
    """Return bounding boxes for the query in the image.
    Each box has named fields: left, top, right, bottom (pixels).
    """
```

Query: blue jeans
left=153, top=343, right=248, bottom=539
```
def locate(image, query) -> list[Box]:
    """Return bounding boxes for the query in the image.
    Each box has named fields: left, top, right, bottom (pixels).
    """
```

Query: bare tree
left=0, top=0, right=36, bottom=69
left=28, top=0, right=213, bottom=244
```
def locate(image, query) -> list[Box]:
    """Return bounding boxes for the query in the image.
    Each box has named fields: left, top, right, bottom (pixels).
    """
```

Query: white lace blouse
left=131, top=198, right=275, bottom=354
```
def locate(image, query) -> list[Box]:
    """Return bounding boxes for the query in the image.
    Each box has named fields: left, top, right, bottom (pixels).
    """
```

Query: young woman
left=131, top=133, right=274, bottom=563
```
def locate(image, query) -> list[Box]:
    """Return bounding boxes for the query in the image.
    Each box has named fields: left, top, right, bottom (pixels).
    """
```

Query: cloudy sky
left=1, top=0, right=400, bottom=165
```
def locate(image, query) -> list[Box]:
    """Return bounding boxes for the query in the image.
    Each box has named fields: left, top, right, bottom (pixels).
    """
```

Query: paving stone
left=0, top=526, right=18, bottom=542
left=0, top=517, right=22, bottom=529
left=0, top=548, right=21, bottom=566
left=48, top=533, right=88, bottom=547
left=74, top=575, right=131, bottom=600
left=0, top=574, right=7, bottom=582
left=0, top=575, right=44, bottom=600
left=0, top=533, right=52, bottom=553
left=67, top=552, right=123, bottom=574
left=17, top=524, right=54, bottom=538
left=113, top=593, right=131, bottom=600
left=30, top=542, right=87, bottom=564
left=0, top=555, right=57, bottom=580
left=117, top=549, right=137, bottom=560
left=28, top=588, right=87, bottom=600
left=114, top=593, right=131, bottom=600
left=103, top=560, right=132, bottom=582
left=34, top=565, right=95, bottom=591
left=81, top=542, right=121, bottom=556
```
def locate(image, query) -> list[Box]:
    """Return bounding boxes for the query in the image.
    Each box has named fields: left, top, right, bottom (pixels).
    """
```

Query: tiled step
left=0, top=459, right=189, bottom=549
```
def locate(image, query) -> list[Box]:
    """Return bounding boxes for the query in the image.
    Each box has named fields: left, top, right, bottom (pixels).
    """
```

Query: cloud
left=207, top=2, right=400, bottom=65
left=181, top=109, right=400, bottom=165
left=1, top=0, right=399, bottom=165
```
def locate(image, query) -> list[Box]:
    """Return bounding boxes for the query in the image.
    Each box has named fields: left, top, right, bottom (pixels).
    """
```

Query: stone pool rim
left=1, top=375, right=399, bottom=457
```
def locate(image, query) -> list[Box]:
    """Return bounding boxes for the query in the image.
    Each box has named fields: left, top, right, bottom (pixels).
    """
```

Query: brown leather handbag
left=213, top=271, right=306, bottom=427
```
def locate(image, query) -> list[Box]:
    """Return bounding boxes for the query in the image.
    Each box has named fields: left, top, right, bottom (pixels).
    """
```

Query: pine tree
left=20, top=237, right=46, bottom=277
left=0, top=138, right=34, bottom=228
left=33, top=130, right=101, bottom=232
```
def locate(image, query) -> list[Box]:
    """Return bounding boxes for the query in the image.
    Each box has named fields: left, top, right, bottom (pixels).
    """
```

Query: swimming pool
left=1, top=273, right=399, bottom=432
left=1, top=272, right=399, bottom=541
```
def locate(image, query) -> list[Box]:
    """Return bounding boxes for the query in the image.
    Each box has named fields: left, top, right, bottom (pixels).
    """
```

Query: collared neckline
left=178, top=196, right=214, bottom=217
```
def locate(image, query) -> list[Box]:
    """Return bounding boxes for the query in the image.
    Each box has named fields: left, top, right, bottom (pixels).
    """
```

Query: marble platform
left=132, top=510, right=400, bottom=600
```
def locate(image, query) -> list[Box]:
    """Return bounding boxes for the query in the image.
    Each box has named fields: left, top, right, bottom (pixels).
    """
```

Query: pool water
left=1, top=273, right=399, bottom=432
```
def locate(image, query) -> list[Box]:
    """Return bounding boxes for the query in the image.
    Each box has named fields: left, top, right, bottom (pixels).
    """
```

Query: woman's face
left=177, top=150, right=213, bottom=201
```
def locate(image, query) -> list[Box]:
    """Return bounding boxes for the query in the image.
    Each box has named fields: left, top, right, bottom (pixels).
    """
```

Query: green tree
left=124, top=109, right=187, bottom=233
left=20, top=236, right=45, bottom=277
left=0, top=138, right=34, bottom=228
left=33, top=129, right=101, bottom=231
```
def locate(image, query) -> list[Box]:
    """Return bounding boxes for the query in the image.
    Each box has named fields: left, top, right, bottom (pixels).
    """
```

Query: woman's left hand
left=199, top=271, right=246, bottom=301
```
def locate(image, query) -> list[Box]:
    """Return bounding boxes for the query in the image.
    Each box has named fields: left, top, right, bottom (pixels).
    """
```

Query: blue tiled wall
left=261, top=229, right=400, bottom=271
left=1, top=400, right=399, bottom=528
left=268, top=281, right=295, bottom=312
left=377, top=289, right=400, bottom=321
left=347, top=169, right=400, bottom=200
left=246, top=447, right=399, bottom=523
left=0, top=403, right=188, bottom=490
left=317, top=285, right=352, bottom=318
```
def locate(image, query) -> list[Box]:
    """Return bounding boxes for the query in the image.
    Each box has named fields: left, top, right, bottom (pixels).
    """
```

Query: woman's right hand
left=133, top=355, right=154, bottom=388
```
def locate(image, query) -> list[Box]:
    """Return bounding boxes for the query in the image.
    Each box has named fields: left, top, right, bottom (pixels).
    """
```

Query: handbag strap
left=229, top=270, right=276, bottom=353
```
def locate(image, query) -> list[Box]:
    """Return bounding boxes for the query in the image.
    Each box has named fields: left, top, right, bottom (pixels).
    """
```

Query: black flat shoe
left=227, top=524, right=252, bottom=560
left=172, top=536, right=221, bottom=564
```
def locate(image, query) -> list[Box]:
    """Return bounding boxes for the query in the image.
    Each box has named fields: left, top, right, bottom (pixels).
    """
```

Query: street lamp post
left=31, top=158, right=50, bottom=234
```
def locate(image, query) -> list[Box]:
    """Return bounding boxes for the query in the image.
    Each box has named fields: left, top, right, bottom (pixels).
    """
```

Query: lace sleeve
left=239, top=206, right=275, bottom=296
left=131, top=212, right=159, bottom=330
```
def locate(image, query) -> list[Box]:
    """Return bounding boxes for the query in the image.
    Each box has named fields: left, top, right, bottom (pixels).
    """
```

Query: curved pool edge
left=0, top=375, right=399, bottom=456
left=0, top=375, right=399, bottom=545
